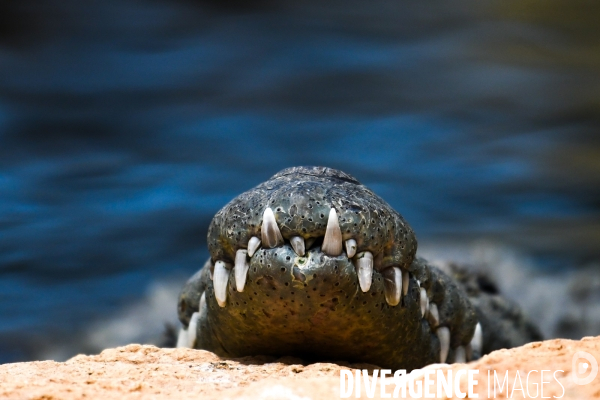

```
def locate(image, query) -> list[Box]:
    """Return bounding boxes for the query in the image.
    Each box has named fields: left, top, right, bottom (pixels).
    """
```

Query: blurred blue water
left=0, top=0, right=599, bottom=362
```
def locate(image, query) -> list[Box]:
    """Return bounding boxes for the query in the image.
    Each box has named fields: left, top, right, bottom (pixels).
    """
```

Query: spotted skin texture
left=448, top=263, right=543, bottom=355
left=177, top=166, right=541, bottom=370
left=207, top=166, right=416, bottom=271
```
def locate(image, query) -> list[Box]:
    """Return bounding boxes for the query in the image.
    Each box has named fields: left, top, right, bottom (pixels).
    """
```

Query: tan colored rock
left=0, top=337, right=598, bottom=399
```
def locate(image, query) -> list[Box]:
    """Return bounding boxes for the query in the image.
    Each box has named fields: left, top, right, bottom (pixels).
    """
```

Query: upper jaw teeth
left=213, top=207, right=416, bottom=309
left=261, top=207, right=284, bottom=248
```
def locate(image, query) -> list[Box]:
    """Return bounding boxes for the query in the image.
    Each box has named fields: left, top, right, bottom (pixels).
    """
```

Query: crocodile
left=175, top=166, right=541, bottom=370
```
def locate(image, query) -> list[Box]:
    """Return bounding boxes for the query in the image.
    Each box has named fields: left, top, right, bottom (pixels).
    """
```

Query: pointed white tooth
left=454, top=346, right=466, bottom=364
left=420, top=288, right=429, bottom=318
left=417, top=279, right=421, bottom=288
left=261, top=208, right=284, bottom=248
left=470, top=322, right=483, bottom=355
left=199, top=292, right=207, bottom=316
left=187, top=311, right=200, bottom=348
left=437, top=327, right=450, bottom=363
left=356, top=251, right=373, bottom=292
left=176, top=326, right=189, bottom=348
left=345, top=239, right=357, bottom=258
left=322, top=208, right=343, bottom=256
left=234, top=249, right=249, bottom=292
left=247, top=236, right=261, bottom=257
left=290, top=236, right=305, bottom=256
left=383, top=266, right=402, bottom=306
left=213, top=261, right=230, bottom=307
left=402, top=270, right=409, bottom=296
left=428, top=302, right=439, bottom=328
left=176, top=311, right=200, bottom=348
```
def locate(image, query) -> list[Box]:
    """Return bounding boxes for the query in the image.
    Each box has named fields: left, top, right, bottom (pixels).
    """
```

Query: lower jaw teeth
left=213, top=260, right=230, bottom=307
left=290, top=236, right=305, bottom=256
left=215, top=240, right=435, bottom=340
left=345, top=238, right=357, bottom=258
left=454, top=346, right=466, bottom=363
left=247, top=236, right=261, bottom=257
left=402, top=270, right=409, bottom=296
left=383, top=266, right=402, bottom=306
left=176, top=311, right=200, bottom=349
left=470, top=322, right=483, bottom=354
left=437, top=327, right=450, bottom=363
left=427, top=303, right=439, bottom=327
left=420, top=288, right=429, bottom=318
left=234, top=249, right=249, bottom=292
left=355, top=252, right=374, bottom=292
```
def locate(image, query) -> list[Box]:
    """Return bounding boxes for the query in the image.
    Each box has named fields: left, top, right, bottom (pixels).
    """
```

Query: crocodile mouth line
left=176, top=167, right=482, bottom=370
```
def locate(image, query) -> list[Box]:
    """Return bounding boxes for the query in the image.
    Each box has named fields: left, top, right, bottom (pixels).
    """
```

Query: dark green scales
left=177, top=166, right=541, bottom=370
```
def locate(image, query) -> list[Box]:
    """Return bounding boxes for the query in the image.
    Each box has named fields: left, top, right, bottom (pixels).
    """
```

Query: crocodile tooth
left=290, top=236, right=305, bottom=256
left=356, top=251, right=373, bottom=292
left=454, top=346, right=466, bottom=363
left=437, top=327, right=450, bottom=363
left=176, top=326, right=189, bottom=348
left=428, top=302, right=439, bottom=327
left=402, top=270, right=409, bottom=296
left=199, top=292, right=206, bottom=315
left=322, top=208, right=343, bottom=256
left=383, top=266, right=402, bottom=306
left=234, top=249, right=249, bottom=292
left=247, top=236, right=261, bottom=257
left=420, top=288, right=429, bottom=318
left=214, top=261, right=229, bottom=307
left=261, top=208, right=283, bottom=248
left=187, top=311, right=200, bottom=348
left=176, top=311, right=200, bottom=348
left=345, top=239, right=357, bottom=258
left=470, top=322, right=483, bottom=355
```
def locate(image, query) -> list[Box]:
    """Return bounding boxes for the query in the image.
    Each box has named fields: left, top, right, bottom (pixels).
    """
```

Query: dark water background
left=1, top=0, right=599, bottom=363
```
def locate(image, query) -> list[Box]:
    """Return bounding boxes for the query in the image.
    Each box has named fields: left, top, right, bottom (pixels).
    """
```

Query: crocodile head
left=177, top=166, right=480, bottom=370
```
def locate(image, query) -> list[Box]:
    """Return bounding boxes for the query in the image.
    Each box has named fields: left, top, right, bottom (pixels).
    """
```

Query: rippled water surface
left=0, top=0, right=599, bottom=362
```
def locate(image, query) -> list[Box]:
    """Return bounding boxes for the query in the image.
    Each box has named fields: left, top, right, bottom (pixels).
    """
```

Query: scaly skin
left=176, top=166, right=542, bottom=370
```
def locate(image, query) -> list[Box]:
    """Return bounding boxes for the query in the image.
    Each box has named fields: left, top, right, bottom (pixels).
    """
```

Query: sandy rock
left=0, top=337, right=598, bottom=399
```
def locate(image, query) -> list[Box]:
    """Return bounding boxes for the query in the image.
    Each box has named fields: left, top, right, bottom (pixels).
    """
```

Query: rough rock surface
left=1, top=336, right=598, bottom=399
